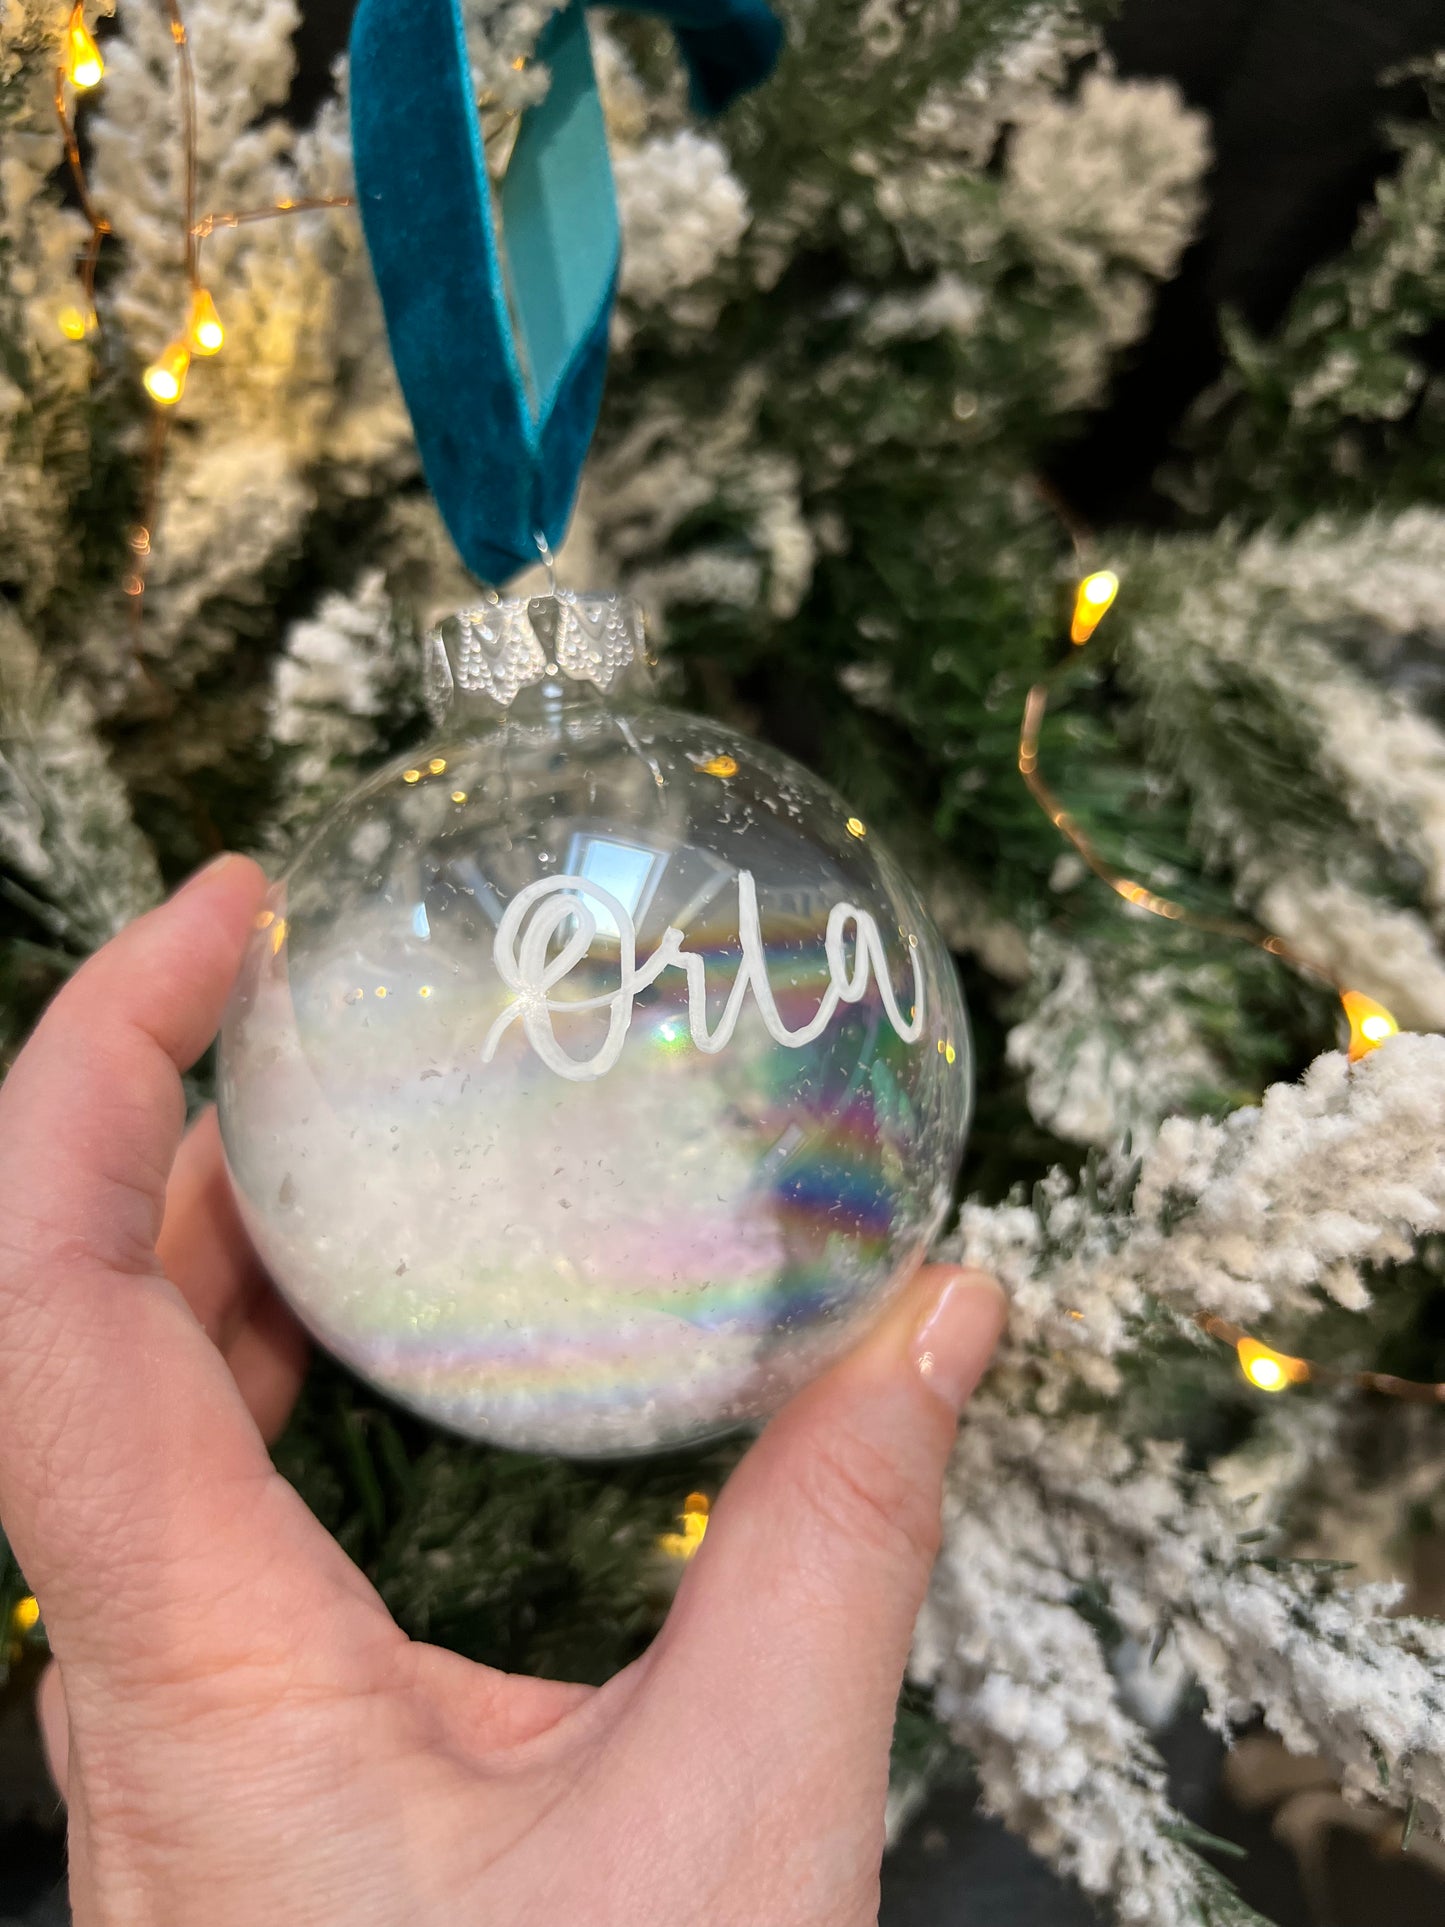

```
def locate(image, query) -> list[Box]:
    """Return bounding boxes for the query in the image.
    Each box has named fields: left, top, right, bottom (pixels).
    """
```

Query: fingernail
left=912, top=1271, right=1007, bottom=1413
left=173, top=852, right=237, bottom=898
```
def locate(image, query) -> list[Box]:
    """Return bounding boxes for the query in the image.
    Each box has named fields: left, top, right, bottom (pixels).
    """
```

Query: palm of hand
left=0, top=859, right=1003, bottom=1927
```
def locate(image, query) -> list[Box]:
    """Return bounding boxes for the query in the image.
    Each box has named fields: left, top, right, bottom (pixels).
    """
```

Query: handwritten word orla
left=481, top=870, right=925, bottom=1082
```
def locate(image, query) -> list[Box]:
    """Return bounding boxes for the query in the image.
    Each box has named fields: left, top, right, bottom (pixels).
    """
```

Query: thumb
left=654, top=1264, right=1006, bottom=1768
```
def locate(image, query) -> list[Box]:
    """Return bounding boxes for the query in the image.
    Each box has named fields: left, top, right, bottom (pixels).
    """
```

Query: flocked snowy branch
left=918, top=1035, right=1445, bottom=1920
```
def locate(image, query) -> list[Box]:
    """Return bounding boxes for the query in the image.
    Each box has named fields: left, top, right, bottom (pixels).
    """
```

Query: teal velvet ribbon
left=350, top=0, right=782, bottom=588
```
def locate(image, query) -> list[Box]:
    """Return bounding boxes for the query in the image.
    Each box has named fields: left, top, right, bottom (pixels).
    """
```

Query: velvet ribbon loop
left=350, top=0, right=782, bottom=588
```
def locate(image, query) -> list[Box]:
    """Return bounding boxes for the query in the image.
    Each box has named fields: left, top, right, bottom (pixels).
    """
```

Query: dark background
left=5, top=1, right=1445, bottom=1921
left=1056, top=0, right=1445, bottom=524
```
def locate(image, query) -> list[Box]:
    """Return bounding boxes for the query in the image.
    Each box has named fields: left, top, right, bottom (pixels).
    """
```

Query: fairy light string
left=1024, top=549, right=1441, bottom=1402
left=1023, top=545, right=1404, bottom=1053
left=49, top=0, right=359, bottom=631
left=54, top=4, right=109, bottom=341
left=1197, top=1318, right=1445, bottom=1405
left=54, top=5, right=531, bottom=641
left=1020, top=608, right=1339, bottom=978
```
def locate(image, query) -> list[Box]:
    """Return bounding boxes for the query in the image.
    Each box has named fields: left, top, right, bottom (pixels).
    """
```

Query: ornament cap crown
left=425, top=590, right=650, bottom=723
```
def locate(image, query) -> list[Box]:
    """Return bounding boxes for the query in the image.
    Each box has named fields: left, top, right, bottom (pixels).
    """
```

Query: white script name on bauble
left=481, top=869, right=925, bottom=1082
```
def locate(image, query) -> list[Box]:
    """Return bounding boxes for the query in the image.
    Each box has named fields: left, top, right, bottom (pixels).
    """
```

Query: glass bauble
left=219, top=593, right=971, bottom=1456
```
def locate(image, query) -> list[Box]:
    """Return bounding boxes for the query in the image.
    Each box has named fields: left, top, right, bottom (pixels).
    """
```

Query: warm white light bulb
left=1340, top=990, right=1399, bottom=1062
left=143, top=340, right=190, bottom=405
left=188, top=287, right=224, bottom=355
left=1070, top=570, right=1120, bottom=644
left=1237, top=1337, right=1304, bottom=1394
left=65, top=4, right=104, bottom=89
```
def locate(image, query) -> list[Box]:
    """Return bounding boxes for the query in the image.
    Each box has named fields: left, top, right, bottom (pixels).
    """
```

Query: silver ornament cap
left=425, top=590, right=648, bottom=723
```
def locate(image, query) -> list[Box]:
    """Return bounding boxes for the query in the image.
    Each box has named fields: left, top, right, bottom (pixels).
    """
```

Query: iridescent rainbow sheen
left=220, top=698, right=970, bottom=1456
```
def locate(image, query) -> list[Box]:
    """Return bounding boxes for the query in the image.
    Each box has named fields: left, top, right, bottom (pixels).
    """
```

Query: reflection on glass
left=564, top=833, right=665, bottom=942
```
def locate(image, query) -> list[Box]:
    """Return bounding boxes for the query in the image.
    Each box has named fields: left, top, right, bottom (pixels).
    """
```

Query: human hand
left=0, top=856, right=1006, bottom=1927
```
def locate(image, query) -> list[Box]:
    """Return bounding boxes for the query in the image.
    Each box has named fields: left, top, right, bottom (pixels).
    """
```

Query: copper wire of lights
left=127, top=0, right=343, bottom=629
left=1020, top=533, right=1445, bottom=1401
left=1196, top=1318, right=1445, bottom=1405
left=1018, top=644, right=1392, bottom=1017
left=50, top=2, right=360, bottom=638
left=190, top=195, right=357, bottom=247
left=53, top=6, right=110, bottom=342
left=55, top=4, right=526, bottom=645
left=1021, top=484, right=1401, bottom=1062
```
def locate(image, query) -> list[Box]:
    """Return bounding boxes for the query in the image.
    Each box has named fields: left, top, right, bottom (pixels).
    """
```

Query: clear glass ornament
left=219, top=593, right=971, bottom=1457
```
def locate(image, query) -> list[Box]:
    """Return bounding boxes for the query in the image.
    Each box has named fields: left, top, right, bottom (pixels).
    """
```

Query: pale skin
left=0, top=855, right=1006, bottom=1927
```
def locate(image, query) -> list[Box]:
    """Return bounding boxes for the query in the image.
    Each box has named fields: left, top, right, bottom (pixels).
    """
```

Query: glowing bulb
left=699, top=754, right=738, bottom=778
left=1070, top=569, right=1119, bottom=645
left=10, top=1594, right=40, bottom=1635
left=658, top=1492, right=711, bottom=1560
left=187, top=286, right=224, bottom=355
left=57, top=303, right=92, bottom=341
left=1237, top=1337, right=1307, bottom=1394
left=1341, top=989, right=1399, bottom=1062
left=846, top=817, right=867, bottom=839
left=143, top=339, right=190, bottom=405
left=65, top=5, right=104, bottom=89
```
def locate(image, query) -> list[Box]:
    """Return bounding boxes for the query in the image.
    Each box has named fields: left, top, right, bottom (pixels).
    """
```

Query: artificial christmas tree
left=2, top=3, right=1443, bottom=1921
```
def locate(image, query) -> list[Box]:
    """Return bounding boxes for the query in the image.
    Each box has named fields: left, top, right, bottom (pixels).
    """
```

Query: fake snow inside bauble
left=218, top=593, right=971, bottom=1456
